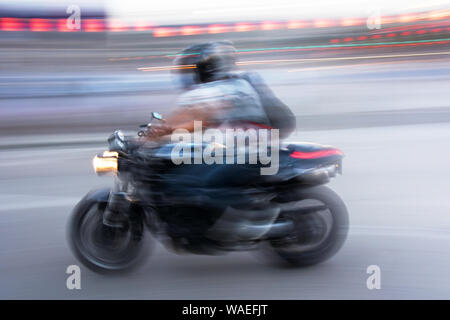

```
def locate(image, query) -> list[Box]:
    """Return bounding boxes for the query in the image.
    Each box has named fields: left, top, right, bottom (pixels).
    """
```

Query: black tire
left=268, top=185, right=349, bottom=267
left=67, top=191, right=149, bottom=273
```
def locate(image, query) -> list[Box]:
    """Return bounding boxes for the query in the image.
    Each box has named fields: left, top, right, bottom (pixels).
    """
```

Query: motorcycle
left=67, top=112, right=349, bottom=272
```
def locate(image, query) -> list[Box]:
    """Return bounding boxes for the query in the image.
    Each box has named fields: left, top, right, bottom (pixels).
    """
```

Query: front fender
left=79, top=188, right=147, bottom=233
left=83, top=188, right=111, bottom=203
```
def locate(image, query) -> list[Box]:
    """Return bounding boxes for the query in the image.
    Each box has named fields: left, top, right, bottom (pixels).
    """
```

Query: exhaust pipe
left=206, top=204, right=291, bottom=241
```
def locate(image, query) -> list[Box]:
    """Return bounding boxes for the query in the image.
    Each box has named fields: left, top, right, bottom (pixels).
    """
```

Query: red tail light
left=290, top=149, right=343, bottom=159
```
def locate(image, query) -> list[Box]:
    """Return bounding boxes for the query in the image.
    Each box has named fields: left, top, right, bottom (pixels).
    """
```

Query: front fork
left=103, top=177, right=131, bottom=228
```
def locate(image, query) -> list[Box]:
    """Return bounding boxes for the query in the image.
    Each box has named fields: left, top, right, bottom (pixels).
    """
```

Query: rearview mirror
left=152, top=112, right=163, bottom=121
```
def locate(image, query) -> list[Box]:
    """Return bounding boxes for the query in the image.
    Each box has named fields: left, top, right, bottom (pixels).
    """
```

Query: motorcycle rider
left=107, top=41, right=297, bottom=244
left=153, top=41, right=297, bottom=242
left=150, top=40, right=296, bottom=140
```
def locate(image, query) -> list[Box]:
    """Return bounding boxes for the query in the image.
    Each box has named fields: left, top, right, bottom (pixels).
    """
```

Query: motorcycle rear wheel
left=268, top=185, right=349, bottom=267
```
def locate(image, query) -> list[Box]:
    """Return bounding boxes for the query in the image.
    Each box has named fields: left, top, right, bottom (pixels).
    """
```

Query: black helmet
left=172, top=41, right=237, bottom=89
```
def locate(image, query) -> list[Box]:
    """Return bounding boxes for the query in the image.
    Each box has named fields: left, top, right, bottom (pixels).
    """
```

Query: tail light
left=290, top=148, right=343, bottom=159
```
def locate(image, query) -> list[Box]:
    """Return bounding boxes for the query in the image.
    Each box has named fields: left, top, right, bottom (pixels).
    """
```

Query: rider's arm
left=148, top=102, right=226, bottom=140
left=165, top=104, right=218, bottom=132
left=148, top=86, right=229, bottom=139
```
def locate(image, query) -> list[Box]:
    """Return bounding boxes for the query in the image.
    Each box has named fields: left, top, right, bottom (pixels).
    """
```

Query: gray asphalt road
left=1, top=122, right=450, bottom=299
left=1, top=39, right=450, bottom=299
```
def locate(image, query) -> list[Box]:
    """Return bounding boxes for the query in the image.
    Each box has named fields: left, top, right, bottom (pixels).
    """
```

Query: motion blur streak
left=113, top=38, right=450, bottom=63
left=237, top=50, right=450, bottom=66
left=136, top=50, right=450, bottom=72
left=137, top=65, right=196, bottom=72
left=1, top=0, right=450, bottom=299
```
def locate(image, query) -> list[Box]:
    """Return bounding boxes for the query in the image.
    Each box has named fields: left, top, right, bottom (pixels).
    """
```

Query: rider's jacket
left=177, top=76, right=271, bottom=129
left=177, top=72, right=296, bottom=138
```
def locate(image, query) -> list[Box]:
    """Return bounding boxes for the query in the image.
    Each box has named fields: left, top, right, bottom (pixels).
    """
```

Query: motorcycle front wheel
left=267, top=185, right=349, bottom=267
left=67, top=192, right=149, bottom=273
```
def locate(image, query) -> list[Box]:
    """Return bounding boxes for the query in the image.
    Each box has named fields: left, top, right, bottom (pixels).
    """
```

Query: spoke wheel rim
left=78, top=204, right=137, bottom=267
left=275, top=199, right=333, bottom=253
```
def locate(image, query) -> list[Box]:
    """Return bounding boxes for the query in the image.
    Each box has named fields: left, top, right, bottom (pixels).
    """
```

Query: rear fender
left=265, top=143, right=343, bottom=186
left=284, top=142, right=343, bottom=173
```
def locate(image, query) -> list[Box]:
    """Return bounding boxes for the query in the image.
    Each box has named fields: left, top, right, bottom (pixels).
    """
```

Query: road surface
left=1, top=40, right=450, bottom=299
left=1, top=121, right=450, bottom=299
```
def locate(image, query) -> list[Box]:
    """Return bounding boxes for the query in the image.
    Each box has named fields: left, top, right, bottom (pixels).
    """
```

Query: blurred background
left=1, top=0, right=450, bottom=299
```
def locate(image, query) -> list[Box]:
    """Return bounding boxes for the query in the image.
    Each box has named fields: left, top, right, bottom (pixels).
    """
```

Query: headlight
left=93, top=151, right=118, bottom=175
